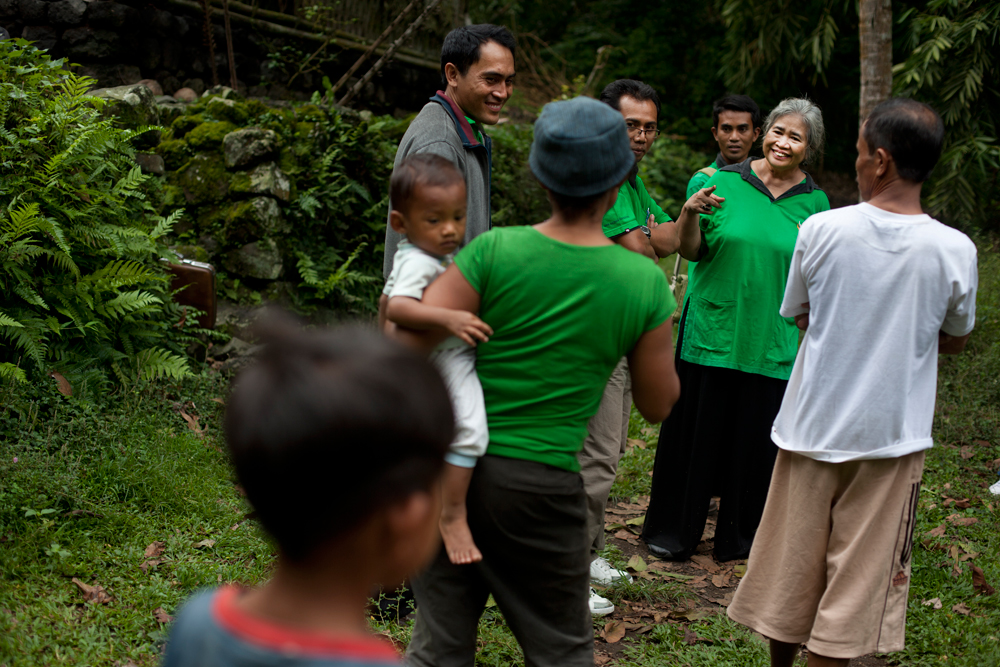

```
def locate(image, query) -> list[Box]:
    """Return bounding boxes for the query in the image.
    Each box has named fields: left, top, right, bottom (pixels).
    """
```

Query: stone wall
left=0, top=0, right=440, bottom=112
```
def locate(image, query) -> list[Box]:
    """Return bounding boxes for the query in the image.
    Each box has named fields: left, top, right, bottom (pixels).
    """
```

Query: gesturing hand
left=446, top=311, right=493, bottom=347
left=684, top=185, right=725, bottom=216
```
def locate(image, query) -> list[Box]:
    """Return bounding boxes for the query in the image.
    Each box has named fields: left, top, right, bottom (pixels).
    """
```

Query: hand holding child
left=445, top=311, right=493, bottom=346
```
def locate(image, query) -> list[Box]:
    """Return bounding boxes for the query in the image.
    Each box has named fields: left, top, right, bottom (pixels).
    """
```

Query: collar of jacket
left=431, top=91, right=486, bottom=148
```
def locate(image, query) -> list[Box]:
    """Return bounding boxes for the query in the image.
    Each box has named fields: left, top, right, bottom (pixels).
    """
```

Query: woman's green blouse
left=681, top=158, right=831, bottom=380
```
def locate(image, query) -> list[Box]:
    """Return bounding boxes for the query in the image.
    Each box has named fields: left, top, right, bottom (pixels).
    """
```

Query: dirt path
left=593, top=496, right=891, bottom=666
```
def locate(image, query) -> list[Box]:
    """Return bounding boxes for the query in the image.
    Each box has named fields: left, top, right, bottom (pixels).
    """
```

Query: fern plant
left=0, top=40, right=194, bottom=388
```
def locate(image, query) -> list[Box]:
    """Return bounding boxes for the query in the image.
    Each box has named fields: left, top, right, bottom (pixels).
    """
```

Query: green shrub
left=638, top=136, right=713, bottom=216
left=0, top=40, right=195, bottom=390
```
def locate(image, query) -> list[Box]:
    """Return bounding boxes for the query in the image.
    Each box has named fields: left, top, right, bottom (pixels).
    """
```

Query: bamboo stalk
left=327, top=0, right=421, bottom=99
left=222, top=0, right=238, bottom=89
left=339, top=0, right=443, bottom=106
left=203, top=0, right=434, bottom=63
left=165, top=0, right=440, bottom=70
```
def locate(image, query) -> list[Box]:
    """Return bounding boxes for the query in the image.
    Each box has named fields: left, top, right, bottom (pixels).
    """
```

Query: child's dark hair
left=225, top=321, right=454, bottom=563
left=390, top=153, right=466, bottom=214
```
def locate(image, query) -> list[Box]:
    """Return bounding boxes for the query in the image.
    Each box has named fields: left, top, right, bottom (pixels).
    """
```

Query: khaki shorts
left=727, top=448, right=925, bottom=659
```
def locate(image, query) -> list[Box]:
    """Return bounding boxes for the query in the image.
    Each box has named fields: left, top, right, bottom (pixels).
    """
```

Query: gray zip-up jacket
left=382, top=91, right=493, bottom=279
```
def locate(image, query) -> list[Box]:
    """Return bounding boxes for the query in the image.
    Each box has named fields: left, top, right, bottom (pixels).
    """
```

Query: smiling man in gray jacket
left=379, top=25, right=516, bottom=324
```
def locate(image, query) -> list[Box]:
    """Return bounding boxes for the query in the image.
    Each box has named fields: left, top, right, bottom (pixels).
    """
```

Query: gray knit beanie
left=529, top=96, right=634, bottom=197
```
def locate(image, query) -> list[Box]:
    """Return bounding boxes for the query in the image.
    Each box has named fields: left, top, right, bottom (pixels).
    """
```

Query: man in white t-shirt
left=727, top=98, right=978, bottom=667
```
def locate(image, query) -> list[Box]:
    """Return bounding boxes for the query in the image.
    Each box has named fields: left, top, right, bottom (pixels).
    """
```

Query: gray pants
left=406, top=455, right=593, bottom=667
left=579, top=358, right=632, bottom=553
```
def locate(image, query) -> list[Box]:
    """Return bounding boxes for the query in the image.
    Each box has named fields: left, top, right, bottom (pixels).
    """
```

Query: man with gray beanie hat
left=397, top=96, right=680, bottom=667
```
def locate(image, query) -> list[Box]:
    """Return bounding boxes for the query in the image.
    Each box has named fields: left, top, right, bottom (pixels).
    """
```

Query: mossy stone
left=186, top=121, right=238, bottom=150
left=229, top=163, right=291, bottom=202
left=206, top=97, right=250, bottom=126
left=172, top=244, right=211, bottom=263
left=222, top=239, right=283, bottom=280
left=223, top=197, right=286, bottom=244
left=156, top=139, right=191, bottom=171
left=295, top=104, right=324, bottom=122
left=175, top=153, right=231, bottom=205
left=170, top=114, right=204, bottom=139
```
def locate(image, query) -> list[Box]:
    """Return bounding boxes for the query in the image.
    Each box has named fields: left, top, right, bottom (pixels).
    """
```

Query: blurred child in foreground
left=162, top=324, right=454, bottom=666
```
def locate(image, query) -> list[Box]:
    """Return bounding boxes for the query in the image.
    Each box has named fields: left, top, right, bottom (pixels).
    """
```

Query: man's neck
left=866, top=178, right=925, bottom=215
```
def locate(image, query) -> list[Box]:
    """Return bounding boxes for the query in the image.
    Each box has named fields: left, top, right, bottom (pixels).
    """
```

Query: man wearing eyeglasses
left=597, top=79, right=679, bottom=261
left=579, top=79, right=681, bottom=615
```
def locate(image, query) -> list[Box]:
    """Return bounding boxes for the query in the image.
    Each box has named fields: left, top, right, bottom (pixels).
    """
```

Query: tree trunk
left=859, top=0, right=893, bottom=124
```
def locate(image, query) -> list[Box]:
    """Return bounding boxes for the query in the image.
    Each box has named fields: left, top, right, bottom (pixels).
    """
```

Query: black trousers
left=642, top=331, right=787, bottom=562
left=406, top=455, right=593, bottom=667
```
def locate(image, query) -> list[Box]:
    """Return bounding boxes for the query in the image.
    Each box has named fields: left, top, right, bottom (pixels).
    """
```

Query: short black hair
left=862, top=98, right=944, bottom=183
left=712, top=94, right=762, bottom=130
left=440, top=24, right=515, bottom=84
left=390, top=153, right=466, bottom=214
left=548, top=189, right=606, bottom=217
left=599, top=79, right=661, bottom=117
left=225, top=322, right=453, bottom=563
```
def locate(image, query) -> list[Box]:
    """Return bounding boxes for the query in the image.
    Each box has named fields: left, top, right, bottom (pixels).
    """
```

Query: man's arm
left=614, top=228, right=658, bottom=261
left=649, top=220, right=680, bottom=258
left=386, top=295, right=491, bottom=347
left=939, top=330, right=972, bottom=354
left=627, top=319, right=680, bottom=423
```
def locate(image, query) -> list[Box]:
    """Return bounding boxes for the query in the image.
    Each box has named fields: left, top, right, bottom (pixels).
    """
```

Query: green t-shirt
left=454, top=226, right=675, bottom=472
left=686, top=154, right=728, bottom=199
left=464, top=115, right=484, bottom=144
left=681, top=159, right=830, bottom=380
left=602, top=174, right=671, bottom=239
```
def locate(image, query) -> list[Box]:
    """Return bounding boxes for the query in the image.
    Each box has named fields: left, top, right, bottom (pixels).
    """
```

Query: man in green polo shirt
left=686, top=94, right=762, bottom=198
left=579, top=79, right=679, bottom=606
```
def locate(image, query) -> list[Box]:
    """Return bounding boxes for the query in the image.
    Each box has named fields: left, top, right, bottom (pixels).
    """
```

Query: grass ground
left=1, top=241, right=998, bottom=666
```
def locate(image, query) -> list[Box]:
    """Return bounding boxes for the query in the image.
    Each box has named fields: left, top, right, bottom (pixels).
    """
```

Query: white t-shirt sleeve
left=385, top=252, right=442, bottom=301
left=941, top=242, right=978, bottom=336
left=779, top=220, right=812, bottom=318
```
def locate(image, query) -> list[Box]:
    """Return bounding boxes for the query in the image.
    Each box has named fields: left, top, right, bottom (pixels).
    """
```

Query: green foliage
left=0, top=40, right=198, bottom=389
left=488, top=122, right=550, bottom=226
left=639, top=138, right=714, bottom=214
left=894, top=0, right=1000, bottom=232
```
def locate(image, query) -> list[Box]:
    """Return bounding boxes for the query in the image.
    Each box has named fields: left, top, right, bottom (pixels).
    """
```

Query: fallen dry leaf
left=594, top=655, right=611, bottom=666
left=49, top=371, right=72, bottom=397
left=972, top=565, right=996, bottom=596
left=153, top=607, right=174, bottom=624
left=194, top=538, right=216, bottom=548
left=718, top=590, right=736, bottom=607
left=625, top=438, right=647, bottom=450
left=733, top=564, right=747, bottom=577
left=625, top=515, right=645, bottom=527
left=712, top=572, right=732, bottom=588
left=71, top=578, right=111, bottom=604
left=683, top=627, right=709, bottom=645
left=690, top=554, right=721, bottom=574
left=946, top=514, right=979, bottom=527
left=960, top=446, right=974, bottom=460
left=922, top=597, right=943, bottom=609
left=603, top=620, right=626, bottom=643
left=144, top=541, right=166, bottom=559
left=179, top=410, right=204, bottom=438
left=973, top=439, right=990, bottom=447
left=951, top=602, right=972, bottom=616
left=210, top=397, right=226, bottom=405
left=954, top=498, right=971, bottom=509
left=139, top=559, right=162, bottom=573
left=679, top=607, right=713, bottom=621
left=926, top=524, right=947, bottom=538
left=627, top=555, right=648, bottom=572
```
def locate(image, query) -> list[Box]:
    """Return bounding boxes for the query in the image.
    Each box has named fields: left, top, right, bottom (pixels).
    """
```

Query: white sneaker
left=989, top=479, right=1000, bottom=496
left=589, top=587, right=614, bottom=616
left=590, top=556, right=633, bottom=585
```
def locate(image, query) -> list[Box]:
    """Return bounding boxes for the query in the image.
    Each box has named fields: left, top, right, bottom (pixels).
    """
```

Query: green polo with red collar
left=680, top=158, right=830, bottom=380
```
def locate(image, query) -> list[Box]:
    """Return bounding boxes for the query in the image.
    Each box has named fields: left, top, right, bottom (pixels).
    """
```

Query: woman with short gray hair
left=642, top=97, right=831, bottom=563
